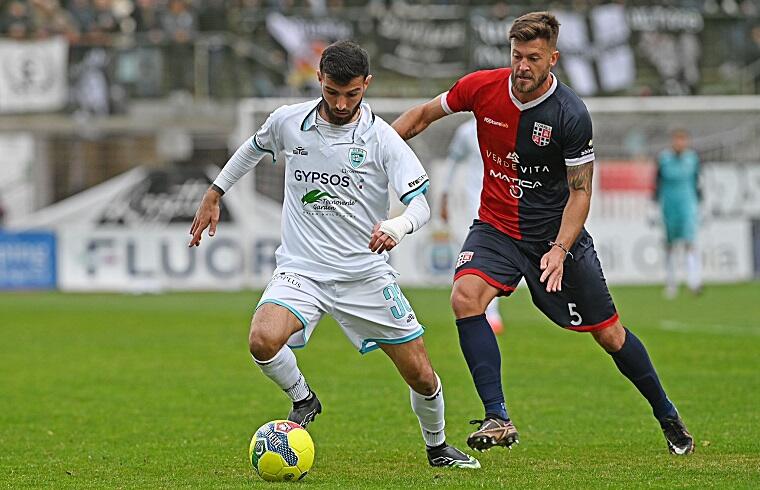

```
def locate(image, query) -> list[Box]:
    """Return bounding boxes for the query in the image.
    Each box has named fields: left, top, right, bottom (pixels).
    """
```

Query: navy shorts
left=454, top=220, right=618, bottom=331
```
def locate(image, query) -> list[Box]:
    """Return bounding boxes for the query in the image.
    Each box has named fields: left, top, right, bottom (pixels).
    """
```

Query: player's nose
left=517, top=61, right=531, bottom=73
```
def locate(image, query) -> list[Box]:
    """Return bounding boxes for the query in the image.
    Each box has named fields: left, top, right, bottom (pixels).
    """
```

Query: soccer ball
left=249, top=420, right=315, bottom=482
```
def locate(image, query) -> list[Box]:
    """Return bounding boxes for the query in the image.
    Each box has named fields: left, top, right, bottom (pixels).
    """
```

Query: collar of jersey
left=508, top=72, right=558, bottom=111
left=300, top=99, right=376, bottom=143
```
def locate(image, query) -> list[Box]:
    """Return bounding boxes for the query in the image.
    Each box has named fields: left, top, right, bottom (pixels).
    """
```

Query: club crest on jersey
left=349, top=147, right=367, bottom=168
left=456, top=251, right=474, bottom=268
left=532, top=122, right=552, bottom=147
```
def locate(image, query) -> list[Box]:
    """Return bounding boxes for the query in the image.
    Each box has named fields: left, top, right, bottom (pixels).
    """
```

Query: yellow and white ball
left=249, top=420, right=315, bottom=482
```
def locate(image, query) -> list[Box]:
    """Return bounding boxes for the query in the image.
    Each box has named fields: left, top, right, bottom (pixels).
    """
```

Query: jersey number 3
left=383, top=283, right=412, bottom=320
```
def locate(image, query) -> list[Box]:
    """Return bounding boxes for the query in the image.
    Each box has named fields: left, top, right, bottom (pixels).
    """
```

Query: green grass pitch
left=1, top=284, right=759, bottom=488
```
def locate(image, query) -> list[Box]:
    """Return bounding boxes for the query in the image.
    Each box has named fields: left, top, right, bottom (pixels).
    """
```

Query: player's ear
left=550, top=49, right=559, bottom=68
left=317, top=70, right=323, bottom=84
left=363, top=74, right=373, bottom=90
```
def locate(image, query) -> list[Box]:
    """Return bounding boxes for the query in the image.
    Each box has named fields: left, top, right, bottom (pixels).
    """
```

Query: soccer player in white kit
left=439, top=118, right=504, bottom=334
left=188, top=41, right=479, bottom=468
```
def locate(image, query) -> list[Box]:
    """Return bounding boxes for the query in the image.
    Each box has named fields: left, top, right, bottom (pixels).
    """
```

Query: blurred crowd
left=0, top=0, right=206, bottom=44
left=2, top=0, right=760, bottom=101
left=2, top=0, right=760, bottom=45
left=0, top=0, right=365, bottom=43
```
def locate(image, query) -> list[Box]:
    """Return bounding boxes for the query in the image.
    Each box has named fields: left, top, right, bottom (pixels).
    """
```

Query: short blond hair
left=509, top=11, right=560, bottom=48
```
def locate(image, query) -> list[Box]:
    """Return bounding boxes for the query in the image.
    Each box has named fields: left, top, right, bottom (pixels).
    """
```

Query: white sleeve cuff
left=440, top=91, right=454, bottom=115
left=565, top=153, right=595, bottom=166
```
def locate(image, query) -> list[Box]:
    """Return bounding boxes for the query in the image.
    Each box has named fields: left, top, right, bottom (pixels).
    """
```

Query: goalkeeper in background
left=655, top=128, right=702, bottom=298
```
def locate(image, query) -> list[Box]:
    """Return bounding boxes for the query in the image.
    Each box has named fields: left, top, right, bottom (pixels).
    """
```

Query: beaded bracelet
left=548, top=241, right=574, bottom=259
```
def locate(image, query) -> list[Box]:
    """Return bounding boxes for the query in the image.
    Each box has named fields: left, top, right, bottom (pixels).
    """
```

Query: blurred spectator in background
left=71, top=48, right=111, bottom=115
left=131, top=0, right=165, bottom=96
left=88, top=0, right=119, bottom=44
left=68, top=0, right=96, bottom=39
left=29, top=0, right=78, bottom=41
left=67, top=0, right=96, bottom=63
left=1, top=1, right=35, bottom=40
left=161, top=0, right=197, bottom=92
left=655, top=129, right=702, bottom=299
left=198, top=0, right=235, bottom=97
left=133, top=0, right=164, bottom=39
left=198, top=0, right=230, bottom=31
left=747, top=24, right=760, bottom=93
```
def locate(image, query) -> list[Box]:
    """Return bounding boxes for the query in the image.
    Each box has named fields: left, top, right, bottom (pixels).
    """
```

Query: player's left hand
left=539, top=247, right=566, bottom=293
left=369, top=223, right=398, bottom=254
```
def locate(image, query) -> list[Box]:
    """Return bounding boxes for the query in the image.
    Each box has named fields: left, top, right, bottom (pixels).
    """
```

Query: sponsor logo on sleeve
left=408, top=173, right=428, bottom=188
left=456, top=251, right=474, bottom=268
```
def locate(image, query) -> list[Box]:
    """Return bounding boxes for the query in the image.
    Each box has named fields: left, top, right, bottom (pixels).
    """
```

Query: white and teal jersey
left=215, top=99, right=430, bottom=282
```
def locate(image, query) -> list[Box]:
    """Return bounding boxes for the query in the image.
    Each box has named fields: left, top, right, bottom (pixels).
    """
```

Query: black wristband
left=210, top=184, right=225, bottom=196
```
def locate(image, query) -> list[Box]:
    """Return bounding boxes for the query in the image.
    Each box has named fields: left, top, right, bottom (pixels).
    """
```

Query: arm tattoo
left=403, top=128, right=420, bottom=140
left=567, top=162, right=593, bottom=194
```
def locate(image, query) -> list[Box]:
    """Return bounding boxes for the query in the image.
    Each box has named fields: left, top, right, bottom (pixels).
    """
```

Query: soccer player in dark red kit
left=392, top=11, right=694, bottom=455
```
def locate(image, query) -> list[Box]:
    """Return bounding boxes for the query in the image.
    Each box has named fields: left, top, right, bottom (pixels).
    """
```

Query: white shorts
left=256, top=272, right=424, bottom=354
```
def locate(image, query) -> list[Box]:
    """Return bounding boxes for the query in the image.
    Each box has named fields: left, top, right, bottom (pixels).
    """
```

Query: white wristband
left=378, top=216, right=414, bottom=244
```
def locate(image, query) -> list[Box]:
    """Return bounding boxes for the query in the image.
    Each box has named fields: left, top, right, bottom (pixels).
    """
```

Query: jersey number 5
left=568, top=303, right=583, bottom=326
left=383, top=283, right=412, bottom=320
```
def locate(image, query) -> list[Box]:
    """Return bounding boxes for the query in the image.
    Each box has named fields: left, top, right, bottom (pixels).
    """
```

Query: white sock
left=686, top=248, right=701, bottom=291
left=485, top=298, right=501, bottom=322
left=253, top=346, right=311, bottom=402
left=665, top=248, right=677, bottom=293
left=410, top=373, right=446, bottom=448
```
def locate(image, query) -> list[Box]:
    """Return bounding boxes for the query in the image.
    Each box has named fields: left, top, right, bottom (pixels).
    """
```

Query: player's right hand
left=369, top=222, right=398, bottom=254
left=188, top=188, right=222, bottom=247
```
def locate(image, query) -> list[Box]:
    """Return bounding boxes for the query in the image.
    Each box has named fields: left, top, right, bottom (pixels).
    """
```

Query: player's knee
left=591, top=321, right=625, bottom=352
left=450, top=287, right=483, bottom=318
left=248, top=326, right=281, bottom=360
left=409, top=366, right=438, bottom=396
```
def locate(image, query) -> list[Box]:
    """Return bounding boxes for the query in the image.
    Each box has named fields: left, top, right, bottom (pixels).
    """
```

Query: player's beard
left=511, top=69, right=550, bottom=94
left=320, top=97, right=363, bottom=125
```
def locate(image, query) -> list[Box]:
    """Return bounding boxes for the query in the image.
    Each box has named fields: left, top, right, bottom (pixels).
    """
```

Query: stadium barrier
left=4, top=95, right=759, bottom=291
left=6, top=161, right=754, bottom=291
left=0, top=231, right=57, bottom=290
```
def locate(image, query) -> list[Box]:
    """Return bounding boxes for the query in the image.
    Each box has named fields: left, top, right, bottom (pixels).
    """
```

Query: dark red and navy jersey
left=442, top=68, right=595, bottom=242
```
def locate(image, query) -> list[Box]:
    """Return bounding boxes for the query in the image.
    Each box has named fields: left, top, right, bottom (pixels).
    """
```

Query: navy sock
left=456, top=314, right=509, bottom=420
left=610, top=328, right=677, bottom=421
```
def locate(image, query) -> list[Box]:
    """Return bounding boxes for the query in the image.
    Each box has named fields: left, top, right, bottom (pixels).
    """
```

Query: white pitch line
left=657, top=320, right=760, bottom=337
